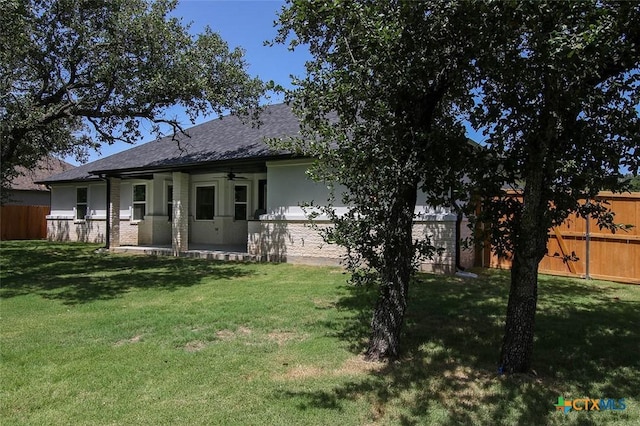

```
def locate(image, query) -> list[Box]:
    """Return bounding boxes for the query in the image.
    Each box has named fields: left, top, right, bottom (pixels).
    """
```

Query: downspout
left=46, top=184, right=52, bottom=239
left=449, top=188, right=465, bottom=272
left=455, top=208, right=464, bottom=271
left=102, top=175, right=110, bottom=249
left=447, top=185, right=464, bottom=272
left=452, top=195, right=478, bottom=279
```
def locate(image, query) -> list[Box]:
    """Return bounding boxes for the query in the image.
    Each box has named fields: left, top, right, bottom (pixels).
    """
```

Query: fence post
left=585, top=208, right=591, bottom=280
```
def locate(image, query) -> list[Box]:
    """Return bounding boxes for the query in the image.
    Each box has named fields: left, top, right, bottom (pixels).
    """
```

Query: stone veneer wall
left=248, top=220, right=345, bottom=266
left=108, top=177, right=120, bottom=247
left=248, top=217, right=474, bottom=273
left=47, top=218, right=139, bottom=245
left=119, top=220, right=140, bottom=246
left=47, top=218, right=107, bottom=243
left=172, top=172, right=189, bottom=254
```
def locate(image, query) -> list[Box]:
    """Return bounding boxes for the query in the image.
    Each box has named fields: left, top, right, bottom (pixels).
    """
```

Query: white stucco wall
left=88, top=183, right=106, bottom=218
left=265, top=160, right=455, bottom=220
left=266, top=160, right=347, bottom=219
left=119, top=181, right=131, bottom=219
left=151, top=173, right=173, bottom=214
left=49, top=182, right=107, bottom=218
left=49, top=185, right=76, bottom=217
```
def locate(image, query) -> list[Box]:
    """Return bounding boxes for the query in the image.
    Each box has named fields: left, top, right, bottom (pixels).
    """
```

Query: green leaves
left=1, top=0, right=264, bottom=191
left=273, top=1, right=481, bottom=287
left=273, top=0, right=640, bottom=367
left=470, top=0, right=640, bottom=255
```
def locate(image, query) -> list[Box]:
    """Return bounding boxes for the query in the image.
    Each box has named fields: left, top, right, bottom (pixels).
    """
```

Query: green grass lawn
left=1, top=241, right=638, bottom=425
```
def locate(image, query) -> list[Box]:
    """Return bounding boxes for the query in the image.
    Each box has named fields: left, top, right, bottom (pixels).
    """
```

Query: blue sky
left=71, top=0, right=308, bottom=165
left=174, top=0, right=309, bottom=92
left=71, top=0, right=486, bottom=166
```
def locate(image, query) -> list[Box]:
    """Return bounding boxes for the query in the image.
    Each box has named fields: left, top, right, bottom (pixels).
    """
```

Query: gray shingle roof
left=41, top=103, right=300, bottom=183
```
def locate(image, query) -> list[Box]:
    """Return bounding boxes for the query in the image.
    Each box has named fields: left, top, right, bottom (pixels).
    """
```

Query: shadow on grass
left=0, top=241, right=255, bottom=305
left=283, top=269, right=640, bottom=425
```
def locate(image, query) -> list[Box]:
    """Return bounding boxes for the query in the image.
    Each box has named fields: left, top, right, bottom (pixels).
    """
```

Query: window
left=196, top=185, right=215, bottom=220
left=167, top=185, right=173, bottom=222
left=76, top=187, right=88, bottom=220
left=234, top=185, right=248, bottom=220
left=132, top=184, right=146, bottom=221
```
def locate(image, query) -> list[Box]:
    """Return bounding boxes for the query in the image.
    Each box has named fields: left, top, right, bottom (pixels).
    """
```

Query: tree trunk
left=365, top=183, right=417, bottom=361
left=499, top=249, right=542, bottom=373
left=499, top=145, right=549, bottom=374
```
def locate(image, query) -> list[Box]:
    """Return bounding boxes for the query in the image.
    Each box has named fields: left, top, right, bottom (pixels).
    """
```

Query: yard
left=1, top=241, right=638, bottom=425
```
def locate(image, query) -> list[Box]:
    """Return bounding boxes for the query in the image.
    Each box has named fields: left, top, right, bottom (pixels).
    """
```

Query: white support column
left=172, top=172, right=189, bottom=255
left=109, top=177, right=121, bottom=249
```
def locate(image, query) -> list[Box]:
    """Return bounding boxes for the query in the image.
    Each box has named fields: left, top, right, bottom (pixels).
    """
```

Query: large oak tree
left=1, top=0, right=263, bottom=192
left=275, top=0, right=639, bottom=371
left=470, top=0, right=639, bottom=373
left=274, top=0, right=478, bottom=361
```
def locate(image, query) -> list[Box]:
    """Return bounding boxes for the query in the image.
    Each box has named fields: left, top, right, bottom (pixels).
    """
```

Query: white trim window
left=76, top=187, right=88, bottom=220
left=195, top=185, right=215, bottom=220
left=234, top=184, right=248, bottom=221
left=132, top=184, right=146, bottom=221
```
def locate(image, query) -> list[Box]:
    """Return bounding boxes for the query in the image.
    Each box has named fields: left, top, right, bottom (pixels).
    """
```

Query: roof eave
left=88, top=153, right=299, bottom=178
left=35, top=175, right=102, bottom=185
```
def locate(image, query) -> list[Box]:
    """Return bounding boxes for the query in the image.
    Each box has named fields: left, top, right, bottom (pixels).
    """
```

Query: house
left=1, top=157, right=74, bottom=240
left=3, top=157, right=74, bottom=206
left=40, top=103, right=474, bottom=272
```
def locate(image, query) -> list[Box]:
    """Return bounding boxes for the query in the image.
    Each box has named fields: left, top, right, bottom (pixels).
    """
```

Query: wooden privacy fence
left=0, top=205, right=50, bottom=240
left=487, top=192, right=640, bottom=284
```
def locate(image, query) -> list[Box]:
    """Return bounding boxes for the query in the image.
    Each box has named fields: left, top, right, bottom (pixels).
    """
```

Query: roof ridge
left=40, top=103, right=297, bottom=183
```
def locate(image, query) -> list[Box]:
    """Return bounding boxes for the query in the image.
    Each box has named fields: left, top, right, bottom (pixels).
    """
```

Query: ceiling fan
left=226, top=171, right=248, bottom=181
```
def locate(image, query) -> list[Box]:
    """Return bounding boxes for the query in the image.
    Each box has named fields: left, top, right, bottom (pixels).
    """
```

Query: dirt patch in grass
left=114, top=334, right=143, bottom=346
left=184, top=340, right=207, bottom=352
left=277, top=355, right=385, bottom=381
left=312, top=297, right=337, bottom=309
left=267, top=330, right=307, bottom=346
left=336, top=355, right=385, bottom=376
left=283, top=365, right=326, bottom=379
left=215, top=329, right=236, bottom=340
left=215, top=326, right=253, bottom=341
left=237, top=326, right=252, bottom=335
left=439, top=366, right=496, bottom=400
